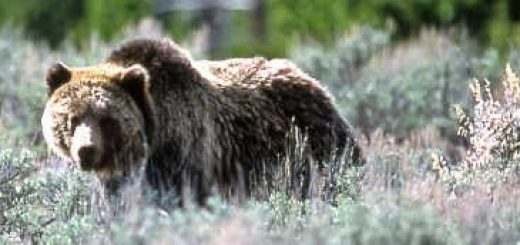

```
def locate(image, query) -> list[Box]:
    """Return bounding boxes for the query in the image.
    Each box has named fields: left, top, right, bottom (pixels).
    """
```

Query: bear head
left=41, top=62, right=156, bottom=184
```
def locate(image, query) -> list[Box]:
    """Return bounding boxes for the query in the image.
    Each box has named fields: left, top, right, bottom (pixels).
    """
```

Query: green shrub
left=0, top=148, right=98, bottom=243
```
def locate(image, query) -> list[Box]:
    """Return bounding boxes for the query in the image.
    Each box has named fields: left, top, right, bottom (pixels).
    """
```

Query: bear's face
left=41, top=63, right=154, bottom=180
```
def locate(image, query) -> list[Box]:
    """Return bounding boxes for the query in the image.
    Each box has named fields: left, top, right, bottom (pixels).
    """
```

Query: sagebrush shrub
left=456, top=65, right=520, bottom=167
left=0, top=149, right=97, bottom=243
left=292, top=28, right=473, bottom=138
left=290, top=26, right=391, bottom=93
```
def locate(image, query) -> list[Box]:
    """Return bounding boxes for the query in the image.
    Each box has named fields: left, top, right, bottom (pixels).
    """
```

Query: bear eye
left=69, top=116, right=80, bottom=130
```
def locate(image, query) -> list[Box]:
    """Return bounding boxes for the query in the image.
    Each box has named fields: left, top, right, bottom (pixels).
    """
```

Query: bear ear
left=46, top=62, right=72, bottom=95
left=119, top=64, right=150, bottom=93
left=118, top=64, right=156, bottom=144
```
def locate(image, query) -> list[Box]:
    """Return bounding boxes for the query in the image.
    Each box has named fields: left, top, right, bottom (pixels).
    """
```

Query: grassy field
left=2, top=26, right=520, bottom=244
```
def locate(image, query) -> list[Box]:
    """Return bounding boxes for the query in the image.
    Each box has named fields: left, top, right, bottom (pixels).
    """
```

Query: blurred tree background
left=0, top=0, right=518, bottom=57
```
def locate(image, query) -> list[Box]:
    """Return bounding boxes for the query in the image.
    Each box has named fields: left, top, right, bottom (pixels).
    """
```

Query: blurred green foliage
left=24, top=0, right=84, bottom=48
left=0, top=0, right=149, bottom=48
left=0, top=0, right=519, bottom=56
left=73, top=0, right=151, bottom=44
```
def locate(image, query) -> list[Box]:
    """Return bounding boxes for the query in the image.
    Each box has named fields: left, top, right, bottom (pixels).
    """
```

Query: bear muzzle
left=71, top=120, right=104, bottom=171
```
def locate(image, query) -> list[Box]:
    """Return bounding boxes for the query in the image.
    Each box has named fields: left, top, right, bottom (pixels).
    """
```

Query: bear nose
left=77, top=146, right=98, bottom=168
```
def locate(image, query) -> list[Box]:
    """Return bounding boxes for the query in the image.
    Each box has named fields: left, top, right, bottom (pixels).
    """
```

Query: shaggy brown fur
left=42, top=38, right=363, bottom=203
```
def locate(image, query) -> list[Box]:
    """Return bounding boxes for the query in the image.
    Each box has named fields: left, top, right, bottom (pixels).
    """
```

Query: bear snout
left=71, top=120, right=104, bottom=170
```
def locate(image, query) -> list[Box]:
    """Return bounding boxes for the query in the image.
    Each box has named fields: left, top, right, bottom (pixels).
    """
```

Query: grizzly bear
left=41, top=38, right=362, bottom=203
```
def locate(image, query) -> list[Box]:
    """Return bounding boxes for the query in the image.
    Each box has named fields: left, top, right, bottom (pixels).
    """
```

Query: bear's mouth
left=78, top=160, right=100, bottom=171
left=75, top=150, right=113, bottom=172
